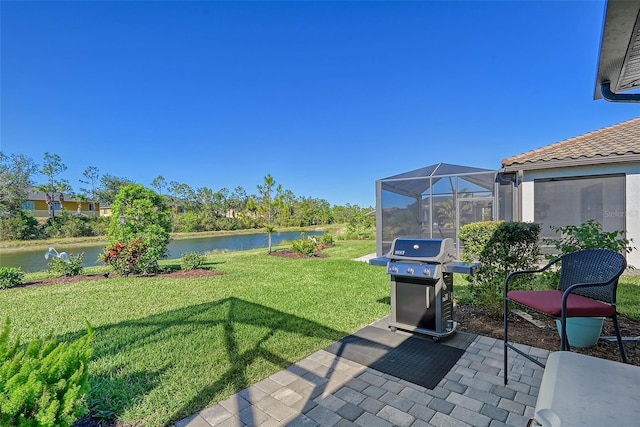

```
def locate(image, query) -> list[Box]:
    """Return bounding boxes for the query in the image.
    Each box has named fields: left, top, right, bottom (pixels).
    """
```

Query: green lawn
left=618, top=275, right=640, bottom=321
left=0, top=240, right=389, bottom=427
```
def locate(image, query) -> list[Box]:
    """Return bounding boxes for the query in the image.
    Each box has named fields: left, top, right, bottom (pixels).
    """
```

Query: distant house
left=22, top=189, right=100, bottom=219
left=226, top=208, right=239, bottom=219
left=98, top=203, right=112, bottom=217
left=502, top=117, right=640, bottom=268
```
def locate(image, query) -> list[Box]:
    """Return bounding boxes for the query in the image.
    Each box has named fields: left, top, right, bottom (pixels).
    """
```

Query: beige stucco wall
left=627, top=172, right=640, bottom=268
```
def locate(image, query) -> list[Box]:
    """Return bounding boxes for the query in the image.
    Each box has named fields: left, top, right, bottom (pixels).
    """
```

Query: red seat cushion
left=507, top=289, right=615, bottom=317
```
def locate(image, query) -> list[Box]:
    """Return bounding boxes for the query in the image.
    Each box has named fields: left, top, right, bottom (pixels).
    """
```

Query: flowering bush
left=100, top=239, right=159, bottom=276
left=103, top=184, right=171, bottom=276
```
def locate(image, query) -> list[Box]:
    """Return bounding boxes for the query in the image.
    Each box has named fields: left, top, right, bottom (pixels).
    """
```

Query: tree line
left=0, top=151, right=374, bottom=240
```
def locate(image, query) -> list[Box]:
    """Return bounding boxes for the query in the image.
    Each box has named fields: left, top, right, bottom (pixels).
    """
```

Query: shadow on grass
left=377, top=295, right=390, bottom=305
left=60, top=298, right=347, bottom=426
left=162, top=259, right=225, bottom=271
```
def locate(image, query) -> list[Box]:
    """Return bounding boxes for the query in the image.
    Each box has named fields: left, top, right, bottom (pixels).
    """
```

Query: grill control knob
left=390, top=265, right=398, bottom=273
left=406, top=267, right=414, bottom=275
left=423, top=268, right=431, bottom=277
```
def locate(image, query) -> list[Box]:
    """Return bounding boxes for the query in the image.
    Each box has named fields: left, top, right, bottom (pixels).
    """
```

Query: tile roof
left=502, top=117, right=640, bottom=167
left=27, top=191, right=76, bottom=201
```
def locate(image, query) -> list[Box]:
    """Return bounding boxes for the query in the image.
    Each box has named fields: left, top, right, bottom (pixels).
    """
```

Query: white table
left=531, top=351, right=640, bottom=427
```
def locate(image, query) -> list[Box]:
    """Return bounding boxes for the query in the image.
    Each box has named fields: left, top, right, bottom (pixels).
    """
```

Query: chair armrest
left=558, top=279, right=617, bottom=350
left=564, top=280, right=615, bottom=295
left=504, top=257, right=561, bottom=295
left=560, top=279, right=617, bottom=317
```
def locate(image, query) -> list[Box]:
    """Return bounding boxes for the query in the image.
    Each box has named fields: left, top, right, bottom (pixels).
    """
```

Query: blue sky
left=1, top=1, right=637, bottom=208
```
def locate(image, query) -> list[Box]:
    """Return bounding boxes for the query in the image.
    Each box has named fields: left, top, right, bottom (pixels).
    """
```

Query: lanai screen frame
left=375, top=163, right=516, bottom=258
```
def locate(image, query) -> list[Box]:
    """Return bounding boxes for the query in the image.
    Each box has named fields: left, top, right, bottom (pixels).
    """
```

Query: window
left=21, top=201, right=35, bottom=210
left=534, top=174, right=625, bottom=239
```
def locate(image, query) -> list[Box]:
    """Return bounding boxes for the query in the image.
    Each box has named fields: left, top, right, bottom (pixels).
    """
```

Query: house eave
left=502, top=153, right=640, bottom=172
left=594, top=0, right=640, bottom=101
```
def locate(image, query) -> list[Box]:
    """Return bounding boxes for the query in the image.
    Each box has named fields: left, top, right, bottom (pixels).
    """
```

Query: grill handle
left=425, top=287, right=430, bottom=309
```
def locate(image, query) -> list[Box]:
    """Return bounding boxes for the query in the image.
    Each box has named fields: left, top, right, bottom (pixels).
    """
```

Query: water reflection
left=0, top=231, right=323, bottom=273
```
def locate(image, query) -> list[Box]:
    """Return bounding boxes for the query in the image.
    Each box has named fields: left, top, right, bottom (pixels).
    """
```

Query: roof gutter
left=601, top=82, right=640, bottom=103
left=594, top=0, right=640, bottom=101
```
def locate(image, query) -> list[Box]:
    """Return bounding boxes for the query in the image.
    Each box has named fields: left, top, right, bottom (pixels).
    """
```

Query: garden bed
left=21, top=268, right=223, bottom=288
left=455, top=304, right=640, bottom=366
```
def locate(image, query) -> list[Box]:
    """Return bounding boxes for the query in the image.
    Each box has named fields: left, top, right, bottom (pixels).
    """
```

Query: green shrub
left=172, top=212, right=202, bottom=233
left=0, top=318, right=94, bottom=426
left=105, top=184, right=172, bottom=275
left=539, top=219, right=637, bottom=286
left=292, top=236, right=319, bottom=256
left=88, top=216, right=110, bottom=237
left=545, top=219, right=635, bottom=257
left=99, top=239, right=158, bottom=276
left=0, top=211, right=41, bottom=240
left=318, top=233, right=335, bottom=247
left=48, top=253, right=84, bottom=277
left=0, top=267, right=24, bottom=289
left=42, top=211, right=96, bottom=239
left=470, top=222, right=541, bottom=317
left=458, top=221, right=502, bottom=262
left=181, top=252, right=205, bottom=270
left=342, top=223, right=374, bottom=240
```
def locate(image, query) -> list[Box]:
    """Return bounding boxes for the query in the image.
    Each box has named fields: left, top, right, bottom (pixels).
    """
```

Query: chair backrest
left=558, top=249, right=627, bottom=304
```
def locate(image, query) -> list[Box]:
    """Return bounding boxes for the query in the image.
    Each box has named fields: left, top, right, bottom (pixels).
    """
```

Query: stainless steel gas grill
left=386, top=238, right=478, bottom=339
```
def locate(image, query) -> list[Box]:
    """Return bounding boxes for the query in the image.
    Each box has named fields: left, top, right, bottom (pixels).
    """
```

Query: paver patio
left=174, top=318, right=548, bottom=427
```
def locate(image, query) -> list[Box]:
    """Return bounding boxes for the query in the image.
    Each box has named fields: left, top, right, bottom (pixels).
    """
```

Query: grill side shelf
left=442, top=261, right=481, bottom=275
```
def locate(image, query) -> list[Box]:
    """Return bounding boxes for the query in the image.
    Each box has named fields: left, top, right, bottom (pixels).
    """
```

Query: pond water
left=0, top=230, right=323, bottom=273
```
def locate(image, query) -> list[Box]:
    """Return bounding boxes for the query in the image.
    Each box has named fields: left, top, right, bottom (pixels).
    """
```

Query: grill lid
left=387, top=238, right=456, bottom=264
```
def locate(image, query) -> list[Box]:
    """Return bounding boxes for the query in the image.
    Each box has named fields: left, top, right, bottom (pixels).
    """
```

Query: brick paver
left=174, top=327, right=546, bottom=427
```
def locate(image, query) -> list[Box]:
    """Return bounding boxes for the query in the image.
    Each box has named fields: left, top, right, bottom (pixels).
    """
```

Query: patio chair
left=503, top=248, right=627, bottom=384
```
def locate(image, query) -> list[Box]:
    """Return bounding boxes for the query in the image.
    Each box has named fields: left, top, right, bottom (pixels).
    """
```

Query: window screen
left=534, top=174, right=625, bottom=239
left=380, top=189, right=422, bottom=255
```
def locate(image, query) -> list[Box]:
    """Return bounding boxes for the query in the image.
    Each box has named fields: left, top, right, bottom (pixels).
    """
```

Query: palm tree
left=264, top=224, right=275, bottom=254
left=257, top=174, right=280, bottom=254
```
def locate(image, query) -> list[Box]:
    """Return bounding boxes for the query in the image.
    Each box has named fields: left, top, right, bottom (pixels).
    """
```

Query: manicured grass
left=618, top=275, right=640, bottom=321
left=0, top=240, right=388, bottom=426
